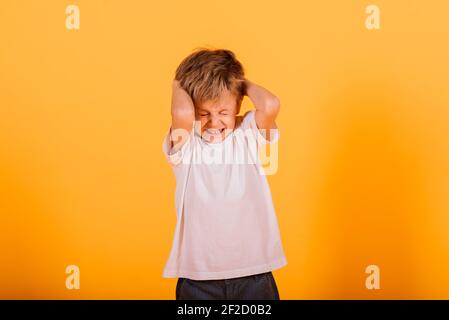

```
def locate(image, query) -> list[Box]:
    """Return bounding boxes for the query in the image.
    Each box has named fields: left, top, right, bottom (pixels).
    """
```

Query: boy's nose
left=209, top=117, right=222, bottom=127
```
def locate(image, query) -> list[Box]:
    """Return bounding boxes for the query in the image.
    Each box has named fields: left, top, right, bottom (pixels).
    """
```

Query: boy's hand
left=244, top=79, right=280, bottom=138
left=170, top=80, right=195, bottom=151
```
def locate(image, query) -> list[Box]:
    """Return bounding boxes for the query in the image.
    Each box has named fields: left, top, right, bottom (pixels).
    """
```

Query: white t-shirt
left=162, top=110, right=287, bottom=280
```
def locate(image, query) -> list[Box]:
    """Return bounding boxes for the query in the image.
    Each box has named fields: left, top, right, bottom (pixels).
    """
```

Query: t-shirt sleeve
left=239, top=110, right=280, bottom=145
left=162, top=126, right=194, bottom=166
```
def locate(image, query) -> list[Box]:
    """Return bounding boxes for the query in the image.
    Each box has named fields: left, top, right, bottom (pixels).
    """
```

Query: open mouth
left=205, top=128, right=225, bottom=135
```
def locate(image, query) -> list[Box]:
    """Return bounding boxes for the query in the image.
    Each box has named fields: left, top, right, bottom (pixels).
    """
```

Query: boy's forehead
left=198, top=91, right=237, bottom=110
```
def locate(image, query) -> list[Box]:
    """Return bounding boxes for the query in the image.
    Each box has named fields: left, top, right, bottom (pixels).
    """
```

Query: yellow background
left=1, top=0, right=449, bottom=299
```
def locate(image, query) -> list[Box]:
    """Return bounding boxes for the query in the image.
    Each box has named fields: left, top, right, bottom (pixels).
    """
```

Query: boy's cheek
left=226, top=115, right=237, bottom=128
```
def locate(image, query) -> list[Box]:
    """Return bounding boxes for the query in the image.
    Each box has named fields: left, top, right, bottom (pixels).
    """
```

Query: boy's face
left=195, top=90, right=240, bottom=143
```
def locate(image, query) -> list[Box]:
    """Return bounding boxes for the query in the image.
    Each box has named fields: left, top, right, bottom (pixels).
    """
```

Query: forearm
left=171, top=80, right=195, bottom=120
left=244, top=80, right=280, bottom=114
left=170, top=80, right=195, bottom=150
left=244, top=80, right=280, bottom=130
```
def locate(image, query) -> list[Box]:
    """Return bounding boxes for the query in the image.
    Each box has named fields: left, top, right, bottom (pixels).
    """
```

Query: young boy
left=162, top=49, right=287, bottom=300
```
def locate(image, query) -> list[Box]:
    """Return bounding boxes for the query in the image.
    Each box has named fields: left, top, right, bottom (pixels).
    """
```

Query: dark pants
left=176, top=272, right=280, bottom=300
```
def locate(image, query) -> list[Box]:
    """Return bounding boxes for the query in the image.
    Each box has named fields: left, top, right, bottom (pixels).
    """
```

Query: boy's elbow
left=171, top=105, right=195, bottom=120
left=263, top=96, right=280, bottom=117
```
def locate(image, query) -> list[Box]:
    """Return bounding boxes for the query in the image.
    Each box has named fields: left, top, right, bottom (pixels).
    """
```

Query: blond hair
left=175, top=48, right=246, bottom=110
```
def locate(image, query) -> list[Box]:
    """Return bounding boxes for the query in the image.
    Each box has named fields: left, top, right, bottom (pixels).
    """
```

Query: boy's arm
left=244, top=80, right=280, bottom=140
left=170, top=80, right=195, bottom=152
